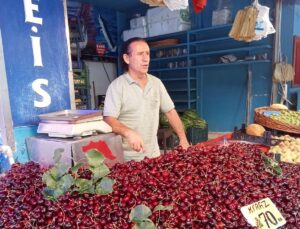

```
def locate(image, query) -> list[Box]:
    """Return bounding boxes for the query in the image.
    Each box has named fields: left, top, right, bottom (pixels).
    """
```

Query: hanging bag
left=253, top=0, right=275, bottom=41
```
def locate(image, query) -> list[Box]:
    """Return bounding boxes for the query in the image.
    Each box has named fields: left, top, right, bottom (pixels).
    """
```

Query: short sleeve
left=159, top=80, right=175, bottom=113
left=103, top=82, right=121, bottom=118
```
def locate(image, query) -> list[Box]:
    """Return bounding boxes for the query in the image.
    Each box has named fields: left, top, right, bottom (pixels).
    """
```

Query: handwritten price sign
left=241, top=198, right=286, bottom=229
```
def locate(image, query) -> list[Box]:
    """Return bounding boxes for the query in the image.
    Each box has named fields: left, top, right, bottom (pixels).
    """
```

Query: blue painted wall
left=0, top=0, right=71, bottom=162
left=282, top=0, right=300, bottom=106
left=195, top=0, right=274, bottom=131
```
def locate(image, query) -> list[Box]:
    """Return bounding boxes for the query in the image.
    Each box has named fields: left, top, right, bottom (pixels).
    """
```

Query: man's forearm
left=104, top=116, right=145, bottom=152
left=165, top=109, right=189, bottom=146
left=103, top=116, right=131, bottom=138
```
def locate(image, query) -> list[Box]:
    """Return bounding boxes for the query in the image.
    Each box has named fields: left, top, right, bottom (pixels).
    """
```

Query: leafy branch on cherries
left=42, top=148, right=114, bottom=200
left=261, top=153, right=282, bottom=176
left=130, top=204, right=173, bottom=229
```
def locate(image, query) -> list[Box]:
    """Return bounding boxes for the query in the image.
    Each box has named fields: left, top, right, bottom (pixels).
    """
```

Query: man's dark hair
left=120, top=37, right=148, bottom=72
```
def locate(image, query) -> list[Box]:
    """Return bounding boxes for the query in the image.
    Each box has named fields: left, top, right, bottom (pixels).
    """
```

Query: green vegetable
left=181, top=109, right=207, bottom=130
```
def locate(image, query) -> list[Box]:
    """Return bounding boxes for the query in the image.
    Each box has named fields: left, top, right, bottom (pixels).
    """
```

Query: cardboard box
left=130, top=16, right=147, bottom=29
left=148, top=18, right=191, bottom=37
left=26, top=133, right=124, bottom=168
left=123, top=26, right=148, bottom=41
left=146, top=7, right=190, bottom=24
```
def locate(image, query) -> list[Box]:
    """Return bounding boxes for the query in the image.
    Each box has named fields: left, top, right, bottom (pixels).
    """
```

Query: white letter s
left=32, top=79, right=51, bottom=107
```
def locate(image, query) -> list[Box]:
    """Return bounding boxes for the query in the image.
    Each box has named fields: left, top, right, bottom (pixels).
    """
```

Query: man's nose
left=142, top=54, right=149, bottom=60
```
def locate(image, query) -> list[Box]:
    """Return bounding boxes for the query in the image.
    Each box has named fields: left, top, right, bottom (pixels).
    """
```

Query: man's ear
left=123, top=54, right=129, bottom=64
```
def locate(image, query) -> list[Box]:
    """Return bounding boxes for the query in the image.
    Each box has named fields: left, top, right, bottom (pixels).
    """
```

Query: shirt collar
left=124, top=72, right=152, bottom=87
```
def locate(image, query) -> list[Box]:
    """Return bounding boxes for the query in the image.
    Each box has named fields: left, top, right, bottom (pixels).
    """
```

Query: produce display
left=159, top=109, right=207, bottom=130
left=245, top=123, right=266, bottom=137
left=270, top=110, right=300, bottom=126
left=270, top=135, right=300, bottom=164
left=270, top=103, right=288, bottom=110
left=0, top=143, right=299, bottom=228
left=180, top=109, right=207, bottom=130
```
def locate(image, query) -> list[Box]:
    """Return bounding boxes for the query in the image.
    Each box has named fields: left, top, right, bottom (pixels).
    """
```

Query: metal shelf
left=161, top=77, right=196, bottom=81
left=190, top=60, right=271, bottom=69
left=173, top=99, right=197, bottom=103
left=189, top=45, right=272, bottom=58
left=167, top=88, right=196, bottom=92
left=189, top=36, right=232, bottom=45
left=150, top=43, right=187, bottom=51
left=149, top=67, right=189, bottom=72
left=151, top=55, right=188, bottom=61
left=147, top=23, right=273, bottom=114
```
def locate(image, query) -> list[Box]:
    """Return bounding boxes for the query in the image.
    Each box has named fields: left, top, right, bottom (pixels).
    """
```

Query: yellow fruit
left=270, top=103, right=288, bottom=110
left=246, top=124, right=266, bottom=137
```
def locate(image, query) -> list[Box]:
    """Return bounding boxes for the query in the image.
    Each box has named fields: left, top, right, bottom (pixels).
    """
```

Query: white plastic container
left=146, top=7, right=190, bottom=24
left=212, top=8, right=231, bottom=26
left=130, top=16, right=147, bottom=29
left=148, top=17, right=191, bottom=37
left=123, top=26, right=148, bottom=41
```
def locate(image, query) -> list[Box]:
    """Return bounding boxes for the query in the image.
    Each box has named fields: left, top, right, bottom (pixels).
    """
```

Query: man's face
left=124, top=41, right=150, bottom=75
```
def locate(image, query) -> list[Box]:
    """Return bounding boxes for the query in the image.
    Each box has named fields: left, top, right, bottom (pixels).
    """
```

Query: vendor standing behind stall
left=103, top=37, right=189, bottom=161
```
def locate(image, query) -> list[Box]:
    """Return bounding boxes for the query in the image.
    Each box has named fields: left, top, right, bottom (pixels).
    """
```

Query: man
left=103, top=37, right=189, bottom=161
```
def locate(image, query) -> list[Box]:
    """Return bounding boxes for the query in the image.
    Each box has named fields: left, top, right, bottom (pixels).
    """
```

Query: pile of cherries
left=0, top=143, right=299, bottom=228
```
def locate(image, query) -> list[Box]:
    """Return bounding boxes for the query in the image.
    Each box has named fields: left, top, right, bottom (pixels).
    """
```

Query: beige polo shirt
left=103, top=73, right=174, bottom=161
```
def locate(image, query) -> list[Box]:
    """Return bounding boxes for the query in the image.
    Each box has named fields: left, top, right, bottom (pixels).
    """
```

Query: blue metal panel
left=0, top=0, right=71, bottom=126
left=13, top=126, right=38, bottom=163
left=281, top=1, right=295, bottom=63
left=201, top=66, right=248, bottom=132
left=294, top=4, right=300, bottom=35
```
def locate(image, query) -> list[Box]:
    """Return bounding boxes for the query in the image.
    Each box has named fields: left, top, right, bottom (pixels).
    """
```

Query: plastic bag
left=164, top=0, right=188, bottom=11
left=140, top=0, right=165, bottom=7
left=141, top=0, right=188, bottom=10
left=253, top=2, right=275, bottom=40
left=192, top=0, right=207, bottom=14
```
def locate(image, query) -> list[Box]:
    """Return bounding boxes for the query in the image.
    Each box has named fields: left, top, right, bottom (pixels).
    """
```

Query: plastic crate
left=187, top=125, right=208, bottom=145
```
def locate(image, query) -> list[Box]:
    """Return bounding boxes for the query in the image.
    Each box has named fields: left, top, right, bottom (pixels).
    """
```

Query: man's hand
left=104, top=116, right=145, bottom=152
left=124, top=129, right=145, bottom=152
left=180, top=139, right=190, bottom=150
left=164, top=109, right=190, bottom=150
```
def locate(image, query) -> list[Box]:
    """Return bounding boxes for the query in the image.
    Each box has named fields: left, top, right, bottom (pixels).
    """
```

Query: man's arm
left=103, top=116, right=145, bottom=152
left=164, top=109, right=189, bottom=149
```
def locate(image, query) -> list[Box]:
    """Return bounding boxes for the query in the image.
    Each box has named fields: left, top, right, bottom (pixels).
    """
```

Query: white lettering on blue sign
left=24, top=0, right=52, bottom=108
left=30, top=36, right=43, bottom=67
left=23, top=0, right=43, bottom=25
left=32, top=79, right=51, bottom=108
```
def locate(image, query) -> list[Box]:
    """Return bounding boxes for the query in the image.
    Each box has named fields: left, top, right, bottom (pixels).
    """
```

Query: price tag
left=241, top=197, right=286, bottom=229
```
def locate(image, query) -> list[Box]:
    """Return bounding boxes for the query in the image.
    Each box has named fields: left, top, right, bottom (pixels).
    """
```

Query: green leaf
left=90, top=164, right=110, bottom=180
left=49, top=163, right=69, bottom=179
left=49, top=167, right=60, bottom=180
left=95, top=177, right=114, bottom=195
left=70, top=162, right=83, bottom=174
left=43, top=187, right=64, bottom=200
left=57, top=174, right=74, bottom=192
left=129, top=204, right=152, bottom=223
left=42, top=171, right=58, bottom=189
left=132, top=221, right=156, bottom=229
left=43, top=187, right=56, bottom=200
left=56, top=162, right=70, bottom=177
left=86, top=149, right=105, bottom=167
left=53, top=188, right=65, bottom=199
left=153, top=204, right=173, bottom=212
left=261, top=153, right=283, bottom=176
left=53, top=148, right=64, bottom=164
left=74, top=178, right=94, bottom=193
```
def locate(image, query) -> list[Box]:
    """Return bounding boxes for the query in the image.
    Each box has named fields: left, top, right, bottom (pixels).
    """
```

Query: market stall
left=0, top=105, right=299, bottom=228
left=1, top=0, right=300, bottom=228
